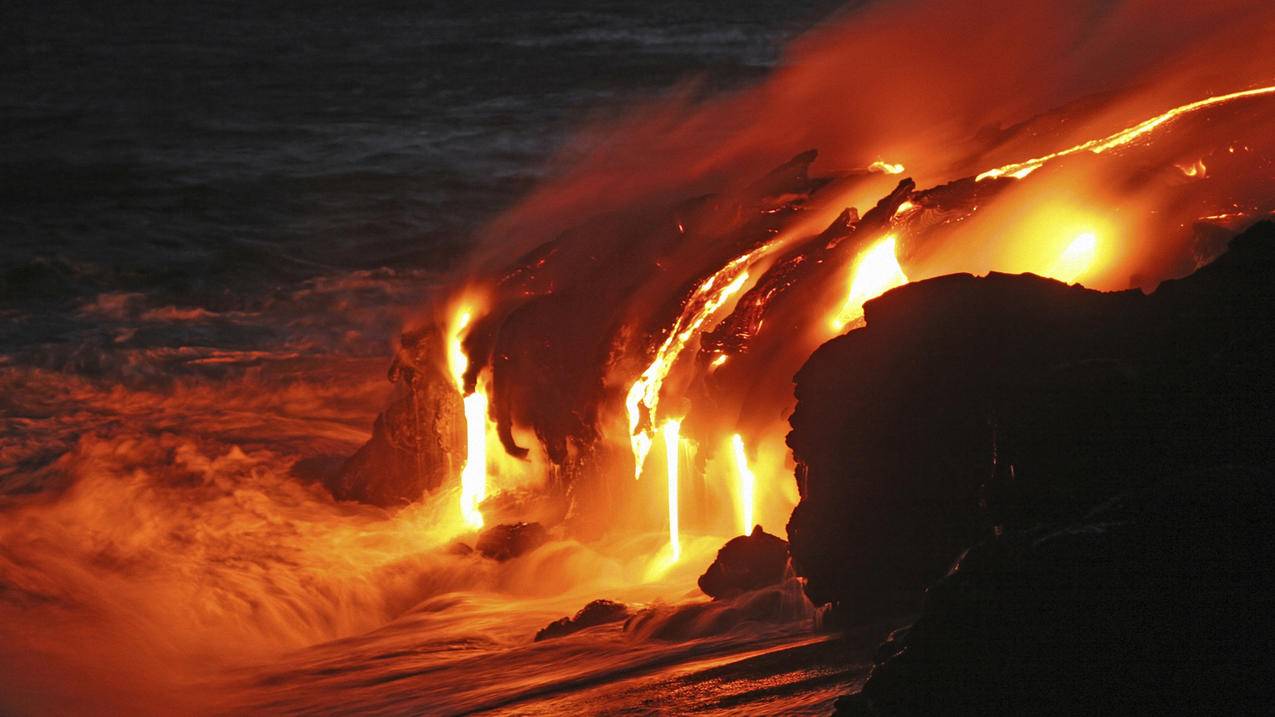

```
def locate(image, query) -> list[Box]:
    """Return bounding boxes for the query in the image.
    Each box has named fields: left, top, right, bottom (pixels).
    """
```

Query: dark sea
left=2, top=0, right=843, bottom=375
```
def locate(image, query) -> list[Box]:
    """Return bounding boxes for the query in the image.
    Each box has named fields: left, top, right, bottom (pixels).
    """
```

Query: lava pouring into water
left=663, top=419, right=682, bottom=561
left=625, top=251, right=760, bottom=479
left=6, top=0, right=1275, bottom=712
left=449, top=304, right=488, bottom=529
left=730, top=434, right=756, bottom=535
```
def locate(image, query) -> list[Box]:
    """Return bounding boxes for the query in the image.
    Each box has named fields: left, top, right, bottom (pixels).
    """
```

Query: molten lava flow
left=447, top=308, right=473, bottom=392
left=830, top=235, right=909, bottom=332
left=626, top=249, right=761, bottom=478
left=459, top=392, right=488, bottom=529
left=663, top=419, right=682, bottom=561
left=449, top=305, right=488, bottom=529
left=730, top=434, right=755, bottom=535
left=977, top=84, right=1275, bottom=181
left=870, top=160, right=905, bottom=175
left=1177, top=159, right=1208, bottom=178
left=1048, top=232, right=1099, bottom=284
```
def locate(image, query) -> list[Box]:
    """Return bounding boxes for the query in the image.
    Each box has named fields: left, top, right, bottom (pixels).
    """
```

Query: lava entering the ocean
left=5, top=1, right=1275, bottom=713
left=396, top=74, right=1275, bottom=547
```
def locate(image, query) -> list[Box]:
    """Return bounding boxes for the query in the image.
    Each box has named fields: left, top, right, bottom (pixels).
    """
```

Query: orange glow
left=1177, top=159, right=1208, bottom=178
left=977, top=84, right=1275, bottom=181
left=730, top=434, right=755, bottom=535
left=870, top=160, right=906, bottom=175
left=1047, top=232, right=1099, bottom=284
left=893, top=200, right=915, bottom=217
left=709, top=353, right=729, bottom=369
left=663, top=419, right=682, bottom=561
left=626, top=250, right=760, bottom=478
left=447, top=307, right=473, bottom=391
left=830, top=235, right=909, bottom=331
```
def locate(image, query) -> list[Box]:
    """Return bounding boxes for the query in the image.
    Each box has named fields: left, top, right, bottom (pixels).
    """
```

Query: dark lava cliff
left=786, top=221, right=1275, bottom=713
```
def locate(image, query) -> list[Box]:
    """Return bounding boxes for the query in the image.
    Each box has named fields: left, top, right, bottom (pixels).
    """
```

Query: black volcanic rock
left=476, top=521, right=549, bottom=561
left=534, top=599, right=630, bottom=641
left=836, top=466, right=1275, bottom=716
left=787, top=221, right=1275, bottom=615
left=332, top=328, right=466, bottom=507
left=697, top=525, right=790, bottom=599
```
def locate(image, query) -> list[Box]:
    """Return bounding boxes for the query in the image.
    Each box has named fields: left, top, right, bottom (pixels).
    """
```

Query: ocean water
left=2, top=0, right=842, bottom=372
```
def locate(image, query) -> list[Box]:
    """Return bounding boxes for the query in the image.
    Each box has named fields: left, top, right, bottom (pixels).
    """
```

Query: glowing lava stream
left=869, top=160, right=906, bottom=174
left=830, top=234, right=909, bottom=331
left=459, top=393, right=488, bottom=529
left=730, top=434, right=755, bottom=535
left=626, top=247, right=764, bottom=479
left=977, top=84, right=1275, bottom=181
left=663, top=419, right=682, bottom=561
left=449, top=306, right=488, bottom=529
left=1049, top=232, right=1099, bottom=284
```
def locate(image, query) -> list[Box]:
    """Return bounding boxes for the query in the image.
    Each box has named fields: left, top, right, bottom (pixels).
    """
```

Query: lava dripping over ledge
left=340, top=76, right=1275, bottom=557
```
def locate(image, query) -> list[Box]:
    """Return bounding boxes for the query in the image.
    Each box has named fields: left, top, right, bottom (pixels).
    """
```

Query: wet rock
left=475, top=521, right=549, bottom=561
left=445, top=541, right=473, bottom=557
left=787, top=221, right=1275, bottom=615
left=534, top=599, right=630, bottom=641
left=624, top=581, right=811, bottom=641
left=697, top=525, right=790, bottom=599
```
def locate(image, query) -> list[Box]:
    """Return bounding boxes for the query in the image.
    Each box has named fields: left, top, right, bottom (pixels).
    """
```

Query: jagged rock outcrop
left=787, top=221, right=1275, bottom=615
left=330, top=328, right=465, bottom=507
left=783, top=221, right=1275, bottom=712
left=697, top=525, right=790, bottom=599
left=534, top=599, right=630, bottom=641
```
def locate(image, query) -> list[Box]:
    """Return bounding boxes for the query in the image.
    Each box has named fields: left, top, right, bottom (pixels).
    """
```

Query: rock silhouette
left=788, top=221, right=1275, bottom=613
left=697, top=525, right=790, bottom=599
left=784, top=221, right=1275, bottom=712
left=534, top=600, right=630, bottom=642
left=476, top=521, right=549, bottom=561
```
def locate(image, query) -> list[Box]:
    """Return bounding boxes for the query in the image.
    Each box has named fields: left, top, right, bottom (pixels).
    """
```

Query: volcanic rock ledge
left=785, top=222, right=1275, bottom=713
left=534, top=599, right=630, bottom=642
left=697, top=525, right=790, bottom=599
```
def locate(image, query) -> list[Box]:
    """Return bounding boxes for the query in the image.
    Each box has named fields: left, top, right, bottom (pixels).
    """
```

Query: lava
left=459, top=392, right=489, bottom=528
left=730, top=434, right=756, bottom=535
left=976, top=84, right=1275, bottom=181
left=1049, top=232, right=1100, bottom=284
left=869, top=160, right=906, bottom=174
left=663, top=419, right=682, bottom=561
left=435, top=78, right=1275, bottom=542
left=830, top=235, right=909, bottom=332
left=625, top=252, right=759, bottom=479
left=449, top=304, right=489, bottom=528
left=7, top=1, right=1275, bottom=711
